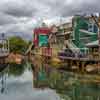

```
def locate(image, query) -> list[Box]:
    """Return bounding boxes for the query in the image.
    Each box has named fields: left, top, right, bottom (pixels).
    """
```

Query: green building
left=69, top=15, right=98, bottom=53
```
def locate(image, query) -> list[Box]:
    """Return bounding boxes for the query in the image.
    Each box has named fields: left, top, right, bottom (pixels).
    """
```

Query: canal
left=0, top=62, right=60, bottom=100
left=0, top=62, right=100, bottom=100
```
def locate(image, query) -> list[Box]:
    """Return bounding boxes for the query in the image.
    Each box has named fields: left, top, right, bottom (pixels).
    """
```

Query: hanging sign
left=39, top=34, right=48, bottom=47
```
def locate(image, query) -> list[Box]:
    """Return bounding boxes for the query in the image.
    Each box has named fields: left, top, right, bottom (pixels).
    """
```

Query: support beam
left=76, top=61, right=80, bottom=72
left=70, top=60, right=73, bottom=68
left=81, top=61, right=85, bottom=73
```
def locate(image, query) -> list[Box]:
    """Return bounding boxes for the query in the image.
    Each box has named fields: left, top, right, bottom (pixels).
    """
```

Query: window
left=88, top=23, right=94, bottom=32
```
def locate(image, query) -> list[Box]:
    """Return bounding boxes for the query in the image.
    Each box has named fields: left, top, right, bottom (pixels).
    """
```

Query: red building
left=33, top=27, right=51, bottom=47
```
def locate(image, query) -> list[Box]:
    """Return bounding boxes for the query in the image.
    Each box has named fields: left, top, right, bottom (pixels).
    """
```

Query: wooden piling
left=76, top=61, right=80, bottom=72
left=81, top=61, right=85, bottom=73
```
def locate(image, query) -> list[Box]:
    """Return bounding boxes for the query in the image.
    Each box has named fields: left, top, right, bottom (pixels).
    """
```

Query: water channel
left=0, top=62, right=100, bottom=100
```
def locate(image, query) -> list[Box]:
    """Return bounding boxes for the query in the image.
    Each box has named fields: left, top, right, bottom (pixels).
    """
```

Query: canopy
left=86, top=40, right=98, bottom=47
left=79, top=29, right=97, bottom=35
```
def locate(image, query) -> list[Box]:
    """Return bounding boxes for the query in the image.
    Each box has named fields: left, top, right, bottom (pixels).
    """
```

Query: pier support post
left=81, top=61, right=85, bottom=73
left=70, top=60, right=73, bottom=69
left=97, top=62, right=100, bottom=74
left=76, top=61, right=80, bottom=72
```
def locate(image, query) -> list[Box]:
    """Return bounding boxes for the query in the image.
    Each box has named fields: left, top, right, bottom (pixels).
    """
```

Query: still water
left=0, top=62, right=100, bottom=100
left=0, top=63, right=60, bottom=100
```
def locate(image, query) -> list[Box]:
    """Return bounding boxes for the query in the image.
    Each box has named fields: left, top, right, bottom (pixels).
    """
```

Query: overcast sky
left=0, top=0, right=100, bottom=39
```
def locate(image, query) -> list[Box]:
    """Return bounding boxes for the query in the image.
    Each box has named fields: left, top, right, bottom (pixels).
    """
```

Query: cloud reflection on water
left=0, top=70, right=60, bottom=100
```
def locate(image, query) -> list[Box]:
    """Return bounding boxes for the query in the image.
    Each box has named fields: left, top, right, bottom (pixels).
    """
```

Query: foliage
left=9, top=36, right=29, bottom=54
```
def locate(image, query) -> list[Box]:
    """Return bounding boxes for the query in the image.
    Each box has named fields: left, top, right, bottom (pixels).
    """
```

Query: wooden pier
left=58, top=55, right=100, bottom=73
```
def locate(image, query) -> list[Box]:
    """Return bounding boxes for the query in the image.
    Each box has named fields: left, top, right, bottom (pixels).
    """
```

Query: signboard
left=39, top=34, right=48, bottom=47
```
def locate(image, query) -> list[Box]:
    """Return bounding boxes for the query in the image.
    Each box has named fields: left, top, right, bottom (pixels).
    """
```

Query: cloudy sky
left=0, top=0, right=100, bottom=40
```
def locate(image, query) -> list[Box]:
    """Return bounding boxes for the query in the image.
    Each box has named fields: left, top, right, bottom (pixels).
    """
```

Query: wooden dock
left=59, top=56, right=100, bottom=62
left=58, top=56, right=100, bottom=73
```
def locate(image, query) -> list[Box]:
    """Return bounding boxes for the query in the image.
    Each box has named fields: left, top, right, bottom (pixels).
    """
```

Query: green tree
left=9, top=36, right=28, bottom=54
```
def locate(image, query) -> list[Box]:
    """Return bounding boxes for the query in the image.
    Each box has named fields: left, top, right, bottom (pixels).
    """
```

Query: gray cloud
left=0, top=0, right=100, bottom=19
left=0, top=0, right=100, bottom=40
left=0, top=12, right=17, bottom=25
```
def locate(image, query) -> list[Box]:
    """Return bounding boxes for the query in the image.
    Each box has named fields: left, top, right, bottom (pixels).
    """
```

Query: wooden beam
left=81, top=61, right=85, bottom=73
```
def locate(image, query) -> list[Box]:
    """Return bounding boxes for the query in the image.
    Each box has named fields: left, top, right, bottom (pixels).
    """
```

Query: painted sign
left=33, top=27, right=51, bottom=47
left=39, top=34, right=48, bottom=47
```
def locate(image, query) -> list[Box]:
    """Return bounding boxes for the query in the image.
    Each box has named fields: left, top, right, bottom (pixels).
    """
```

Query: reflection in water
left=0, top=62, right=100, bottom=100
left=0, top=72, right=6, bottom=93
left=52, top=71, right=100, bottom=100
left=0, top=63, right=60, bottom=100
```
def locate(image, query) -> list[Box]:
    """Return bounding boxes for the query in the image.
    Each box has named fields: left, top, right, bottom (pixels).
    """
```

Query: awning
left=79, top=29, right=97, bottom=35
left=86, top=40, right=98, bottom=47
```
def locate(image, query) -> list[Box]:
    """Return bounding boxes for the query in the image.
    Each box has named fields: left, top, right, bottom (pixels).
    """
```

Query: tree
left=9, top=36, right=28, bottom=54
